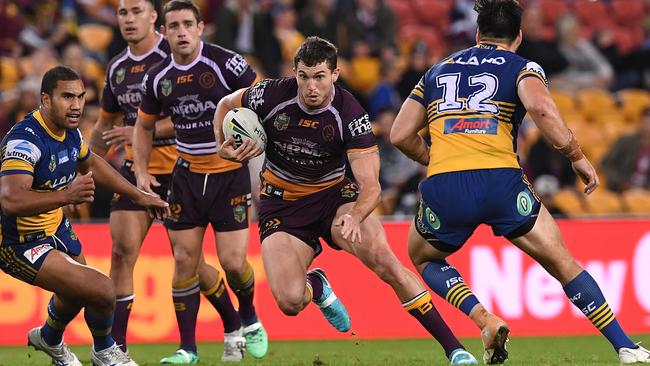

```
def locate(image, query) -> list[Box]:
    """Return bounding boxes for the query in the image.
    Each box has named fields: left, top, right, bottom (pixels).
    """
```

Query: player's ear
left=197, top=20, right=205, bottom=35
left=40, top=92, right=51, bottom=109
left=475, top=29, right=481, bottom=44
left=160, top=24, right=166, bottom=36
left=331, top=67, right=340, bottom=83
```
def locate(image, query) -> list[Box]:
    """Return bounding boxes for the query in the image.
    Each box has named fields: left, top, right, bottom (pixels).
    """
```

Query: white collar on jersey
left=171, top=41, right=204, bottom=71
left=126, top=33, right=164, bottom=61
left=297, top=84, right=336, bottom=115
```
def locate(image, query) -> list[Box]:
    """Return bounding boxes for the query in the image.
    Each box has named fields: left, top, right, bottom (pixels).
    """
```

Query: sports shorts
left=0, top=217, right=81, bottom=284
left=164, top=158, right=251, bottom=231
left=258, top=178, right=359, bottom=256
left=415, top=168, right=541, bottom=253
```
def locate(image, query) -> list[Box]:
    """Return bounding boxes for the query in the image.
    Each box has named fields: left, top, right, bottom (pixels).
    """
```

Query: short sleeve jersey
left=408, top=43, right=548, bottom=177
left=102, top=35, right=176, bottom=174
left=139, top=42, right=256, bottom=174
left=0, top=110, right=90, bottom=243
left=242, top=78, right=377, bottom=200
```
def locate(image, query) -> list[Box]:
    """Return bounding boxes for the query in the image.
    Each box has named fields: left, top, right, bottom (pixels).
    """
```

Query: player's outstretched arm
left=390, top=99, right=430, bottom=166
left=132, top=110, right=159, bottom=194
left=89, top=109, right=122, bottom=157
left=334, top=150, right=382, bottom=243
left=213, top=88, right=260, bottom=162
left=0, top=173, right=94, bottom=216
left=518, top=77, right=599, bottom=194
left=79, top=152, right=170, bottom=219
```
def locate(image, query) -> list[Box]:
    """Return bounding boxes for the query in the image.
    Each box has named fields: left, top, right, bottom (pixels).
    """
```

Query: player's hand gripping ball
left=222, top=107, right=267, bottom=151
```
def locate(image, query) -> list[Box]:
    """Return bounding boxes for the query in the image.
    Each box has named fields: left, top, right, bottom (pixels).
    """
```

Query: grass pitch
left=1, top=335, right=648, bottom=365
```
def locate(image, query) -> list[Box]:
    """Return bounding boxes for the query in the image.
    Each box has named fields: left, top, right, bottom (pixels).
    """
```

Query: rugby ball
left=222, top=107, right=267, bottom=151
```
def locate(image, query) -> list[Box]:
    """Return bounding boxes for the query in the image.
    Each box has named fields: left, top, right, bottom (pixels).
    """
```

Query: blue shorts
left=0, top=217, right=81, bottom=284
left=414, top=168, right=541, bottom=252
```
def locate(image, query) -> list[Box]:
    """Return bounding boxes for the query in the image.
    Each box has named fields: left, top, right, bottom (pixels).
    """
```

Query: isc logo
left=298, top=119, right=319, bottom=128
left=177, top=74, right=194, bottom=84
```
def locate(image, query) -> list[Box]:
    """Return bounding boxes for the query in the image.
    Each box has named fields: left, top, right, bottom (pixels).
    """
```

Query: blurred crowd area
left=0, top=0, right=650, bottom=220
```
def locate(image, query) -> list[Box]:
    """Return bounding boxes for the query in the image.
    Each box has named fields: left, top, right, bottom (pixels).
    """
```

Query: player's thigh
left=508, top=204, right=581, bottom=284
left=214, top=228, right=250, bottom=272
left=34, top=250, right=114, bottom=304
left=109, top=209, right=152, bottom=258
left=262, top=232, right=315, bottom=301
left=407, top=221, right=452, bottom=271
left=331, top=202, right=401, bottom=268
left=167, top=227, right=206, bottom=268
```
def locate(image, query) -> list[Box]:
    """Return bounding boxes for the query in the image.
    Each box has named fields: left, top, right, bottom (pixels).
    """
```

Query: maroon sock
left=306, top=272, right=323, bottom=301
left=173, top=277, right=200, bottom=353
left=403, top=291, right=464, bottom=357
left=112, top=295, right=134, bottom=352
left=202, top=277, right=241, bottom=333
left=226, top=264, right=258, bottom=326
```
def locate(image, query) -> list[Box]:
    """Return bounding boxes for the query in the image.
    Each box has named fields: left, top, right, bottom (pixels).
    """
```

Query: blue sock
left=41, top=296, right=76, bottom=346
left=563, top=270, right=635, bottom=351
left=422, top=260, right=480, bottom=315
left=84, top=309, right=116, bottom=351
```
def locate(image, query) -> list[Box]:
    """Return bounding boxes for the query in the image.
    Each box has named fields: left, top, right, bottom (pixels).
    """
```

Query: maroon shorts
left=164, top=158, right=251, bottom=231
left=258, top=178, right=359, bottom=256
left=110, top=160, right=171, bottom=212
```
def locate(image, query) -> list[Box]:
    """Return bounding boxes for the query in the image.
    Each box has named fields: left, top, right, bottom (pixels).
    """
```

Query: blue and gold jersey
left=0, top=110, right=90, bottom=244
left=409, top=43, right=547, bottom=177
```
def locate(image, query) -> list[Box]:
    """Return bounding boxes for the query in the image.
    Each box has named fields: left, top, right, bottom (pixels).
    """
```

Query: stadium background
left=0, top=0, right=649, bottom=355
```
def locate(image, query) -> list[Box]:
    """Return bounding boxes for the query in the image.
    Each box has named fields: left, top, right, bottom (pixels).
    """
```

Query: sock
left=306, top=272, right=323, bottom=302
left=41, top=296, right=76, bottom=346
left=403, top=291, right=465, bottom=358
left=563, top=270, right=636, bottom=351
left=226, top=263, right=258, bottom=326
left=201, top=272, right=241, bottom=333
left=112, top=294, right=134, bottom=352
left=84, top=309, right=115, bottom=351
left=173, top=276, right=200, bottom=353
left=421, top=260, right=480, bottom=316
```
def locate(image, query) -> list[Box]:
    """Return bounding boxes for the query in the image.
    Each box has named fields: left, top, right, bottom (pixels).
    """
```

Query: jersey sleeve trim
left=1, top=159, right=35, bottom=174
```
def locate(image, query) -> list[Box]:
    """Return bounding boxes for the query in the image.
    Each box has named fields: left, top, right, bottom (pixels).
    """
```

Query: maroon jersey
left=139, top=42, right=256, bottom=173
left=101, top=35, right=176, bottom=174
left=242, top=78, right=377, bottom=200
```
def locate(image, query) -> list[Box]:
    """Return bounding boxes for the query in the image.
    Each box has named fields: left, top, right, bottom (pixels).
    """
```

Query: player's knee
left=276, top=298, right=302, bottom=316
left=274, top=288, right=305, bottom=316
left=90, top=276, right=116, bottom=311
left=220, top=256, right=246, bottom=276
left=111, top=244, right=137, bottom=268
left=172, top=246, right=196, bottom=266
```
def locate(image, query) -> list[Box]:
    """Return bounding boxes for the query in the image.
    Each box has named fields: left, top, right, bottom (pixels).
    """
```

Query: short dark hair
left=163, top=0, right=200, bottom=24
left=294, top=36, right=338, bottom=71
left=475, top=0, right=522, bottom=42
left=40, top=66, right=81, bottom=96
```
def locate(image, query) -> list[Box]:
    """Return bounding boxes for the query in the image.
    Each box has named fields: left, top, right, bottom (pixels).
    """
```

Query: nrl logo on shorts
left=425, top=207, right=441, bottom=230
left=274, top=113, right=289, bottom=131
left=161, top=79, right=173, bottom=96
left=517, top=191, right=533, bottom=216
left=48, top=154, right=57, bottom=172
left=233, top=204, right=247, bottom=223
left=115, top=68, right=126, bottom=84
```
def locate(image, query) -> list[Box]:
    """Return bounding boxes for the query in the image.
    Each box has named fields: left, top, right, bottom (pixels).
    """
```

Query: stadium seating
left=576, top=88, right=617, bottom=122
left=583, top=189, right=625, bottom=216
left=621, top=189, right=650, bottom=214
left=552, top=189, right=586, bottom=217
left=78, top=24, right=114, bottom=54
left=617, top=89, right=650, bottom=124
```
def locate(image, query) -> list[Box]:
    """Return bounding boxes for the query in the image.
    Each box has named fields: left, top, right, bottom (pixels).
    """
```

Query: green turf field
left=1, top=335, right=648, bottom=365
